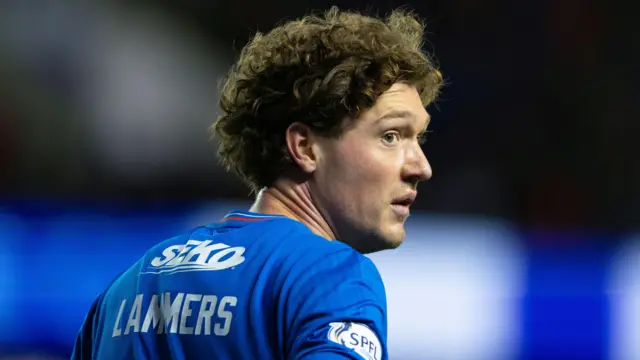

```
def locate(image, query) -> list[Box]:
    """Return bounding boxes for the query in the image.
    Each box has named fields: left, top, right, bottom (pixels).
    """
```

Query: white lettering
left=150, top=245, right=183, bottom=267
left=141, top=294, right=163, bottom=334
left=143, top=240, right=246, bottom=275
left=179, top=294, right=202, bottom=335
left=208, top=248, right=245, bottom=269
left=111, top=292, right=235, bottom=337
left=183, top=241, right=227, bottom=265
left=166, top=241, right=200, bottom=266
left=195, top=295, right=218, bottom=335
left=328, top=322, right=382, bottom=360
left=125, top=294, right=143, bottom=334
left=215, top=296, right=237, bottom=336
left=112, top=299, right=127, bottom=337
left=162, top=292, right=185, bottom=333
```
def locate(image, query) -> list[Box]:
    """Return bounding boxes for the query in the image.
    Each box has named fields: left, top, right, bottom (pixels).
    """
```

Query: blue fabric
left=71, top=211, right=387, bottom=360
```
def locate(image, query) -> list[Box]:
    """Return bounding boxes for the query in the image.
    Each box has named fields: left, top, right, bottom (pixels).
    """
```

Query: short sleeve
left=285, top=249, right=387, bottom=360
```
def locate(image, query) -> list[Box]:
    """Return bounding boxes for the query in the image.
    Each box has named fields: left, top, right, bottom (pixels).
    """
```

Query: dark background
left=1, top=0, right=637, bottom=230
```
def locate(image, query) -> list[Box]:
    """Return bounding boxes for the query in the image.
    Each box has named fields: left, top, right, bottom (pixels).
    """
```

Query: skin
left=251, top=82, right=432, bottom=253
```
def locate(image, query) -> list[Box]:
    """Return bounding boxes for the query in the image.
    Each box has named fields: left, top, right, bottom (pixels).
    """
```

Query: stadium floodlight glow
left=607, top=235, right=640, bottom=360
left=367, top=214, right=524, bottom=360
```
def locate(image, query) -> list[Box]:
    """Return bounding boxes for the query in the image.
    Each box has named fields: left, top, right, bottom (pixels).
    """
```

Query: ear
left=285, top=122, right=318, bottom=173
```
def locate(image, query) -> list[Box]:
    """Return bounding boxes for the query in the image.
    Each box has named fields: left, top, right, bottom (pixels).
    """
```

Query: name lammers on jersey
left=112, top=292, right=237, bottom=338
left=141, top=240, right=246, bottom=275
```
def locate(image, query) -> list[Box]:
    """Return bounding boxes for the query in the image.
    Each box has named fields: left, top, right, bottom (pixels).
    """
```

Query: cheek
left=341, top=160, right=393, bottom=215
left=320, top=144, right=367, bottom=181
left=320, top=141, right=399, bottom=210
left=335, top=144, right=392, bottom=181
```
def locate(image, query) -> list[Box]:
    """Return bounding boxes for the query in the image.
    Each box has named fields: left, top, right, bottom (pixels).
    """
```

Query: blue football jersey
left=71, top=211, right=388, bottom=360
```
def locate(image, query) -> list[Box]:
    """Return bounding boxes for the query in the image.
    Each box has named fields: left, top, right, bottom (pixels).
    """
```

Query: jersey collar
left=220, top=210, right=287, bottom=223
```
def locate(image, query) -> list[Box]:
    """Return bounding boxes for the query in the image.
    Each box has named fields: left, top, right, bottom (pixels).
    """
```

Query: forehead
left=359, top=83, right=430, bottom=126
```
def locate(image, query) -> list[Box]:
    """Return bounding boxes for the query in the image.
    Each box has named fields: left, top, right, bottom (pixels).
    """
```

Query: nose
left=403, top=143, right=432, bottom=184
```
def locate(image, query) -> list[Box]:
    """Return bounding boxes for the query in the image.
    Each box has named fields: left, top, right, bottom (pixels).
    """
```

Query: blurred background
left=0, top=1, right=638, bottom=359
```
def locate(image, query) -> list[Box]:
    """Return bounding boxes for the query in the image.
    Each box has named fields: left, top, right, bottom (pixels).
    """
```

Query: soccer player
left=71, top=7, right=442, bottom=360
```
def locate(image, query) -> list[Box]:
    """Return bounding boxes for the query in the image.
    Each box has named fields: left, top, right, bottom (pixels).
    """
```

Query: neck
left=249, top=178, right=336, bottom=240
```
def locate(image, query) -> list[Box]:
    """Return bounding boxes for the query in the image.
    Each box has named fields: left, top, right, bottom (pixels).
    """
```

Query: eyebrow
left=376, top=109, right=430, bottom=131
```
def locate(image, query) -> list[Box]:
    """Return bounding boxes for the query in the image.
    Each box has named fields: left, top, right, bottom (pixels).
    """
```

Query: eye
left=382, top=131, right=400, bottom=145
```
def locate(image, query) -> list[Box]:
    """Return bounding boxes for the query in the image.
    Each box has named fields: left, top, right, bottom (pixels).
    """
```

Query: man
left=71, top=6, right=442, bottom=359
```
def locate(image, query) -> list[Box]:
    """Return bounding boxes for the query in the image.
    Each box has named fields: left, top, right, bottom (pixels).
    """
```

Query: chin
left=382, top=228, right=406, bottom=249
left=360, top=227, right=405, bottom=254
left=340, top=217, right=407, bottom=253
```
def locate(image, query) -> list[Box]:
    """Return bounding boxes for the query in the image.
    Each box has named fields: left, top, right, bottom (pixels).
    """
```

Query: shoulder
left=289, top=222, right=383, bottom=280
left=256, top=217, right=385, bottom=293
left=280, top=232, right=388, bottom=359
left=275, top=221, right=387, bottom=317
left=285, top=244, right=386, bottom=315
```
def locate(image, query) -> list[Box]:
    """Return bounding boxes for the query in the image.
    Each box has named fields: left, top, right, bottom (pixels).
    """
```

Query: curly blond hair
left=212, top=6, right=443, bottom=192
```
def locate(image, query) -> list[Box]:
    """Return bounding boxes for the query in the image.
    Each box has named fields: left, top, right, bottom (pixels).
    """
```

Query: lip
left=392, top=191, right=417, bottom=206
left=391, top=203, right=411, bottom=217
left=390, top=191, right=417, bottom=218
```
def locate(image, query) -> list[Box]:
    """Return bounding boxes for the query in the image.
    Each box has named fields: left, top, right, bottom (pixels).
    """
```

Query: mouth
left=390, top=192, right=417, bottom=217
left=390, top=204, right=410, bottom=217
